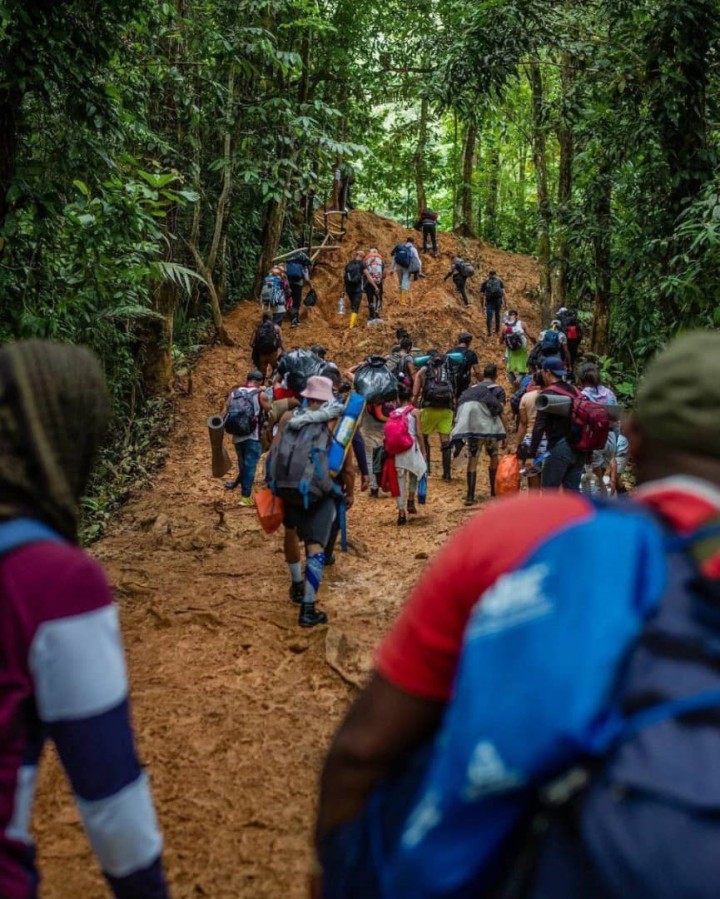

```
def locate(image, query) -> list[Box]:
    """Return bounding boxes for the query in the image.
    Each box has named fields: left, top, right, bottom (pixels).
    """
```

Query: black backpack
left=225, top=388, right=259, bottom=437
left=255, top=320, right=279, bottom=354
left=504, top=330, right=524, bottom=352
left=559, top=309, right=583, bottom=342
left=423, top=357, right=454, bottom=408
left=484, top=277, right=503, bottom=302
left=344, top=260, right=364, bottom=289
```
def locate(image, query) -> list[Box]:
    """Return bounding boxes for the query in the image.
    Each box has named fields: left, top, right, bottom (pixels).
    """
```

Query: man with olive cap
left=314, top=331, right=720, bottom=898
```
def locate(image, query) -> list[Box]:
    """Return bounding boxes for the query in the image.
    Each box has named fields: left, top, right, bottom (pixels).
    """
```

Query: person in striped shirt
left=0, top=340, right=169, bottom=898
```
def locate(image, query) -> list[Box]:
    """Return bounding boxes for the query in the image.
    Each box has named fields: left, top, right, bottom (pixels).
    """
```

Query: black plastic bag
left=304, top=289, right=318, bottom=308
left=353, top=356, right=399, bottom=404
left=277, top=348, right=324, bottom=393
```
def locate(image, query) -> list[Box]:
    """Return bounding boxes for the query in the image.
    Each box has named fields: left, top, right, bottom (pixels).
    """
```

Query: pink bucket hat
left=301, top=375, right=335, bottom=403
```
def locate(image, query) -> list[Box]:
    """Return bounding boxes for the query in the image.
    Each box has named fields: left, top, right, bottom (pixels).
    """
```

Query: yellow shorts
left=420, top=407, right=454, bottom=436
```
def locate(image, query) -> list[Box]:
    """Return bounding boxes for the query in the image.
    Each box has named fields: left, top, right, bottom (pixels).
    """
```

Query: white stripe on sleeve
left=29, top=604, right=127, bottom=722
left=4, top=765, right=38, bottom=845
left=76, top=772, right=163, bottom=878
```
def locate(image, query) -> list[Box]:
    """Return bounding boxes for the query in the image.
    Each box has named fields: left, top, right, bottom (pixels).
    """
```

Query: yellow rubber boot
left=400, top=289, right=409, bottom=306
left=349, top=312, right=358, bottom=329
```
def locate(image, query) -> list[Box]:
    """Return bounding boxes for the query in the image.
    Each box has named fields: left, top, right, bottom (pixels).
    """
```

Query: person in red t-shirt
left=313, top=331, right=720, bottom=897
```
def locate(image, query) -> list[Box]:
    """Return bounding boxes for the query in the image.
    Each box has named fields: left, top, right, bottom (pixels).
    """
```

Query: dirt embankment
left=34, top=210, right=539, bottom=898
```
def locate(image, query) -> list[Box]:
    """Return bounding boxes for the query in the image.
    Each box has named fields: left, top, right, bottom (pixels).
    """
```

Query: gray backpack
left=270, top=420, right=335, bottom=506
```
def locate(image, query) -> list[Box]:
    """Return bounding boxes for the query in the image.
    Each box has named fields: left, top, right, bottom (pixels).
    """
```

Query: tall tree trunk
left=0, top=88, right=20, bottom=237
left=253, top=196, right=287, bottom=298
left=555, top=51, right=574, bottom=307
left=484, top=138, right=500, bottom=245
left=529, top=58, right=552, bottom=328
left=459, top=122, right=477, bottom=236
left=414, top=96, right=428, bottom=215
left=187, top=68, right=234, bottom=345
left=475, top=133, right=483, bottom=237
left=516, top=139, right=528, bottom=248
left=590, top=161, right=612, bottom=354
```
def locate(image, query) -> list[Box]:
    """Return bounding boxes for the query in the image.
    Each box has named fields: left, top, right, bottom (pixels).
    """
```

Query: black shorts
left=283, top=496, right=336, bottom=546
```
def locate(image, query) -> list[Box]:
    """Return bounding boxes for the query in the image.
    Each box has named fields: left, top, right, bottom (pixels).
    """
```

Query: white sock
left=288, top=561, right=302, bottom=584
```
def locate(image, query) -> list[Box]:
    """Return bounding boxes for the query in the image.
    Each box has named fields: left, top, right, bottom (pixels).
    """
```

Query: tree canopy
left=1, top=0, right=719, bottom=492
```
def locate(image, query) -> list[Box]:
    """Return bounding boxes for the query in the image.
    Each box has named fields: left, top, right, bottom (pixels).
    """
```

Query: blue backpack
left=540, top=329, right=561, bottom=356
left=393, top=243, right=412, bottom=269
left=321, top=504, right=720, bottom=899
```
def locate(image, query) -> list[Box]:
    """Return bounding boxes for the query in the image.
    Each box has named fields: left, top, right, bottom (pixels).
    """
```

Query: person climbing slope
left=259, top=265, right=290, bottom=324
left=501, top=308, right=534, bottom=387
left=285, top=248, right=313, bottom=328
left=480, top=269, right=506, bottom=335
left=413, top=352, right=455, bottom=481
left=443, top=257, right=474, bottom=306
left=390, top=237, right=421, bottom=306
left=0, top=340, right=169, bottom=899
left=343, top=250, right=366, bottom=329
left=251, top=313, right=283, bottom=381
left=270, top=375, right=350, bottom=627
left=446, top=331, right=480, bottom=403
left=383, top=382, right=426, bottom=526
left=452, top=362, right=508, bottom=504
left=417, top=207, right=440, bottom=255
left=363, top=247, right=385, bottom=318
left=223, top=370, right=272, bottom=504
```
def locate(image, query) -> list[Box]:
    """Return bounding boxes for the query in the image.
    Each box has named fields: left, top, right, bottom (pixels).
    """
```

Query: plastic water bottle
left=337, top=295, right=346, bottom=315
left=418, top=474, right=428, bottom=505
left=580, top=465, right=600, bottom=498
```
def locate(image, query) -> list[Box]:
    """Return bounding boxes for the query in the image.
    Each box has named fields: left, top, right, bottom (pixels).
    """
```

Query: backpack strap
left=0, top=518, right=63, bottom=556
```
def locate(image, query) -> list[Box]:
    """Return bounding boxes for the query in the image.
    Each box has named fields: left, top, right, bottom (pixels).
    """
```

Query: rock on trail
left=33, top=210, right=539, bottom=899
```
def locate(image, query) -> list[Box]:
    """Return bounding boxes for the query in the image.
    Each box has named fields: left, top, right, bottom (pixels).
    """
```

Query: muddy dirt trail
left=34, top=211, right=539, bottom=898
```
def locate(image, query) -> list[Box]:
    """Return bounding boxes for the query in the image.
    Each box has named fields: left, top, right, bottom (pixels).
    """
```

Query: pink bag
left=384, top=407, right=414, bottom=456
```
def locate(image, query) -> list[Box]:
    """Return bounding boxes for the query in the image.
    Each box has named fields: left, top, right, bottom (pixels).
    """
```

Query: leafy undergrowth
left=80, top=396, right=177, bottom=544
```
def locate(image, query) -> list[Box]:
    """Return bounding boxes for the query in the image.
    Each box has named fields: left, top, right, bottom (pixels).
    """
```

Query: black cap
left=247, top=370, right=264, bottom=382
left=311, top=344, right=326, bottom=359
left=458, top=331, right=473, bottom=343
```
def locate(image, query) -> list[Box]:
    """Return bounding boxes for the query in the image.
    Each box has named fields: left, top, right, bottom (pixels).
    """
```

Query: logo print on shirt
left=467, top=563, right=552, bottom=639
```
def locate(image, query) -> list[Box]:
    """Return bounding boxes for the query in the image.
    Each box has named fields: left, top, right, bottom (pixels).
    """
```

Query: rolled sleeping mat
left=208, top=415, right=233, bottom=478
left=535, top=394, right=572, bottom=416
left=535, top=394, right=625, bottom=420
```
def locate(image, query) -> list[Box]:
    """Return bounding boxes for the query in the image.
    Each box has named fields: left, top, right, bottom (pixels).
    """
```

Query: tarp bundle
left=353, top=356, right=399, bottom=404
left=277, top=348, right=325, bottom=393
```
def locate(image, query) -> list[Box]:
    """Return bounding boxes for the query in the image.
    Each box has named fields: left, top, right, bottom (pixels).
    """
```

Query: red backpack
left=569, top=394, right=610, bottom=452
left=384, top=407, right=414, bottom=456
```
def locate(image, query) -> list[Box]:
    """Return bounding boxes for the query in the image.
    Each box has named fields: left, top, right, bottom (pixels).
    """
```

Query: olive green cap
left=634, top=331, right=720, bottom=457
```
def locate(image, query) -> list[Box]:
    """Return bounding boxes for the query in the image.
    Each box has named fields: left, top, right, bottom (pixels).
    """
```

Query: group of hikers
left=260, top=224, right=512, bottom=330
left=7, top=330, right=720, bottom=899
left=223, top=286, right=622, bottom=639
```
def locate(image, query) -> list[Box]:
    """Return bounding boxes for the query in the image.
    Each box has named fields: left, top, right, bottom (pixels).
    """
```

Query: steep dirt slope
left=33, top=211, right=538, bottom=899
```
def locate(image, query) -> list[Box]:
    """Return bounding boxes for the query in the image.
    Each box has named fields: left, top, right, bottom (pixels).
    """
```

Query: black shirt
left=449, top=346, right=479, bottom=396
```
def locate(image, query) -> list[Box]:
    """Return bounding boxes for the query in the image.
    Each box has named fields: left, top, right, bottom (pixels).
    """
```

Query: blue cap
left=542, top=357, right=566, bottom=377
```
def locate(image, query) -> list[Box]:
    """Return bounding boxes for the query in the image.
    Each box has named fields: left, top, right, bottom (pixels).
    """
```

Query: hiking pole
left=339, top=498, right=348, bottom=553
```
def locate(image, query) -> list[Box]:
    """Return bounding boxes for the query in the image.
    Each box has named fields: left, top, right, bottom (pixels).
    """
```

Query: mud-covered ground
left=34, top=210, right=539, bottom=897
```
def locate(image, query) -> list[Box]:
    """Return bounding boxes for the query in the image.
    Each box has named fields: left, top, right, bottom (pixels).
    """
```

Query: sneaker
left=397, top=513, right=407, bottom=526
left=325, top=554, right=336, bottom=567
left=238, top=495, right=254, bottom=507
left=407, top=500, right=417, bottom=515
left=225, top=480, right=237, bottom=490
left=289, top=581, right=305, bottom=604
left=299, top=605, right=328, bottom=628
left=369, top=488, right=379, bottom=498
